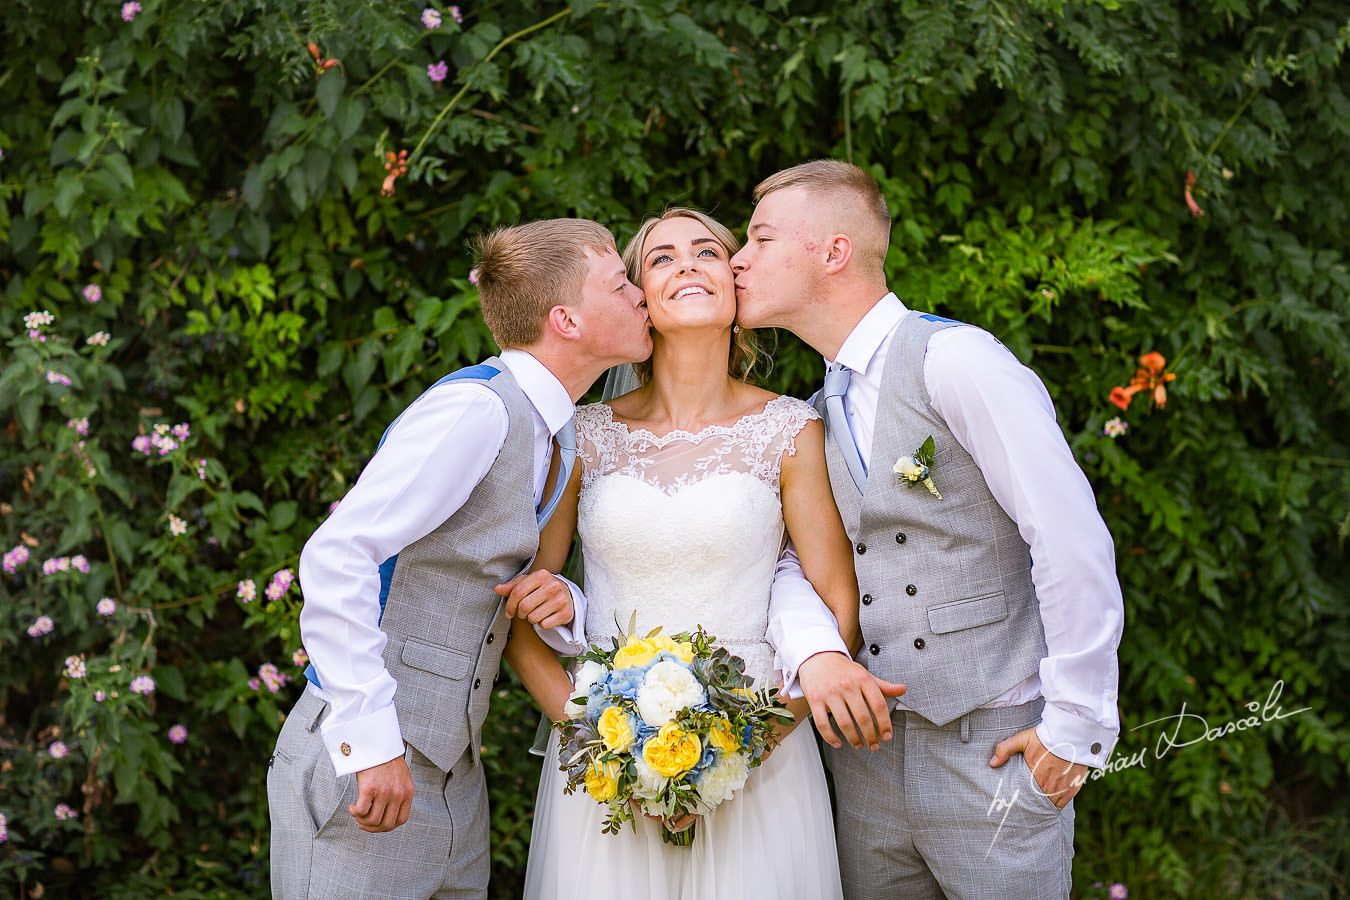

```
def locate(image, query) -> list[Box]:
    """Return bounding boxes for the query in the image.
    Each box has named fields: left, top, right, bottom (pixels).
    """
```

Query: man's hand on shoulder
left=798, top=651, right=906, bottom=751
left=350, top=754, right=415, bottom=833
left=496, top=571, right=574, bottom=630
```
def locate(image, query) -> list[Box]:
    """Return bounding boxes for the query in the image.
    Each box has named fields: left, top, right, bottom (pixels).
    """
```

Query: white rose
left=563, top=659, right=608, bottom=719
left=631, top=750, right=671, bottom=800
left=693, top=751, right=751, bottom=812
left=635, top=660, right=706, bottom=727
left=893, top=455, right=926, bottom=482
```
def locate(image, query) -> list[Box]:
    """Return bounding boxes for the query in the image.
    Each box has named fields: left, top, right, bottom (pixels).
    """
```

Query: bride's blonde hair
left=621, top=208, right=768, bottom=385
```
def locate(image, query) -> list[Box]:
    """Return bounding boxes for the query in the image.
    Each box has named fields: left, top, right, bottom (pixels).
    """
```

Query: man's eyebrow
left=747, top=222, right=776, bottom=235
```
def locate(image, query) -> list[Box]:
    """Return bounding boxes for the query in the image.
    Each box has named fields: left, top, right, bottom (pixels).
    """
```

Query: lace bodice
left=575, top=396, right=819, bottom=684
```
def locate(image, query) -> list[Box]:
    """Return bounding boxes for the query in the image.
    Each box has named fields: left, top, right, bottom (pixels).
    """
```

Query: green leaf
left=334, top=95, right=367, bottom=140
left=105, top=152, right=135, bottom=190
left=316, top=70, right=345, bottom=119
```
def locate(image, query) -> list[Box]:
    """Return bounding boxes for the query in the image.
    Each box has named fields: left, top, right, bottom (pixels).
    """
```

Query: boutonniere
left=893, top=435, right=942, bottom=499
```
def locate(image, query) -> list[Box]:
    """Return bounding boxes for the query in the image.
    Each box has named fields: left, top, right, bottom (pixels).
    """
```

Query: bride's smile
left=639, top=216, right=737, bottom=334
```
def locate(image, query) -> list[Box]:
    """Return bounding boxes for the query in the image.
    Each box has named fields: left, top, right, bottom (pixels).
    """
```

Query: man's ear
left=822, top=234, right=854, bottom=274
left=544, top=304, right=581, bottom=340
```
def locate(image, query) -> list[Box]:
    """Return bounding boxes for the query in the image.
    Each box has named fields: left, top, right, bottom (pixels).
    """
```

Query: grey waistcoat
left=378, top=358, right=540, bottom=771
left=816, top=315, right=1047, bottom=726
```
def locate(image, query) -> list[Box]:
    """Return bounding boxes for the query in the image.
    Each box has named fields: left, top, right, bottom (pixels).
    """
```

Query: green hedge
left=2, top=1, right=1347, bottom=897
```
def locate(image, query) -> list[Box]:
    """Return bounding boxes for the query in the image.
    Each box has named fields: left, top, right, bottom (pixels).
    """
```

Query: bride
left=506, top=208, right=861, bottom=899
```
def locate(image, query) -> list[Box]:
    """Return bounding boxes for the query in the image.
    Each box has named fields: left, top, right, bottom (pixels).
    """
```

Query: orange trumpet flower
left=1109, top=351, right=1176, bottom=411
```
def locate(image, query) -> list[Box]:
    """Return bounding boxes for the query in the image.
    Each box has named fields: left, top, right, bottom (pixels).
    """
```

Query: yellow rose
left=597, top=706, right=636, bottom=753
left=613, top=637, right=659, bottom=669
left=647, top=634, right=695, bottom=664
left=708, top=716, right=741, bottom=753
left=643, top=723, right=703, bottom=778
left=584, top=758, right=621, bottom=802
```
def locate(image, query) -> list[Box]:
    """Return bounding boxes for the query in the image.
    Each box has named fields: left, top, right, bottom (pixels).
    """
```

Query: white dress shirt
left=773, top=293, right=1123, bottom=766
left=298, top=350, right=586, bottom=775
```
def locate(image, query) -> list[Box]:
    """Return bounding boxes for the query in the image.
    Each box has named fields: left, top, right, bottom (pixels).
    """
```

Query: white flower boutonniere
left=894, top=435, right=942, bottom=499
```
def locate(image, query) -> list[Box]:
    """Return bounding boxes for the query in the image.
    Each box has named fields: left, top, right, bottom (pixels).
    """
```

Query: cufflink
left=1090, top=742, right=1102, bottom=755
left=340, top=742, right=352, bottom=756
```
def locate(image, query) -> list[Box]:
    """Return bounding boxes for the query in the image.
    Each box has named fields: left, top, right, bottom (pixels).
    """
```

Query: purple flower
left=71, top=555, right=90, bottom=573
left=121, top=1, right=141, bottom=21
left=1109, top=886, right=1128, bottom=900
left=83, top=284, right=102, bottom=303
left=93, top=690, right=107, bottom=702
left=132, top=435, right=152, bottom=454
left=46, top=371, right=73, bottom=386
left=97, top=597, right=117, bottom=615
left=67, top=417, right=90, bottom=436
left=172, top=423, right=190, bottom=441
left=54, top=803, right=78, bottom=821
left=468, top=267, right=479, bottom=285
left=427, top=60, right=448, bottom=83
left=421, top=8, right=441, bottom=28
left=27, top=616, right=54, bottom=637
left=292, top=648, right=309, bottom=666
left=130, top=675, right=156, bottom=695
left=65, top=655, right=87, bottom=678
left=237, top=580, right=256, bottom=603
left=449, top=5, right=462, bottom=24
left=266, top=568, right=295, bottom=601
left=168, top=724, right=188, bottom=744
left=259, top=663, right=288, bottom=692
left=247, top=678, right=261, bottom=691
left=0, top=812, right=8, bottom=843
left=48, top=741, right=69, bottom=759
left=196, top=458, right=208, bottom=479
left=3, top=544, right=30, bottom=573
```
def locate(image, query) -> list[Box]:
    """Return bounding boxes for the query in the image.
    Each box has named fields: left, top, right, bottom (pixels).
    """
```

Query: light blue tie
left=823, top=365, right=867, bottom=493
left=537, top=416, right=576, bottom=528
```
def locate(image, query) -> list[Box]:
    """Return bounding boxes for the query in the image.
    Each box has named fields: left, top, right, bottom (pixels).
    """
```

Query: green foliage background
left=2, top=0, right=1348, bottom=896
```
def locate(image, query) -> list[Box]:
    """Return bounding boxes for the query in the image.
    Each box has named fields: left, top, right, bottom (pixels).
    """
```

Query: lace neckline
left=597, top=395, right=798, bottom=447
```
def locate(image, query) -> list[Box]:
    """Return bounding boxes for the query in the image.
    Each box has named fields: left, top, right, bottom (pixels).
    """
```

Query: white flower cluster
left=564, top=660, right=607, bottom=717
left=635, top=660, right=706, bottom=726
left=693, top=750, right=750, bottom=813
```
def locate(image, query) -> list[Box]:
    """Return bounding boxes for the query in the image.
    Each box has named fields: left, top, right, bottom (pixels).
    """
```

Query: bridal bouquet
left=556, top=615, right=793, bottom=846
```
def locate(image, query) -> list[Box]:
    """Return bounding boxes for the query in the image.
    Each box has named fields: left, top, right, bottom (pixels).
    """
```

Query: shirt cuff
left=321, top=702, right=404, bottom=777
left=533, top=574, right=587, bottom=655
left=776, top=630, right=850, bottom=700
left=1035, top=701, right=1118, bottom=769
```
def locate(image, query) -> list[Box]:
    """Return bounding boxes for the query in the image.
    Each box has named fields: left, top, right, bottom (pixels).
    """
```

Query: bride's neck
left=642, top=331, right=738, bottom=428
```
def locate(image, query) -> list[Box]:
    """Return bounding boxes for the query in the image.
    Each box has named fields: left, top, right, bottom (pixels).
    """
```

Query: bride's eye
left=697, top=247, right=720, bottom=258
left=648, top=252, right=672, bottom=267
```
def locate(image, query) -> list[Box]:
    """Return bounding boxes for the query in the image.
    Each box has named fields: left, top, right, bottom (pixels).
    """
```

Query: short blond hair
left=621, top=208, right=767, bottom=384
left=470, top=218, right=615, bottom=348
left=752, top=160, right=891, bottom=269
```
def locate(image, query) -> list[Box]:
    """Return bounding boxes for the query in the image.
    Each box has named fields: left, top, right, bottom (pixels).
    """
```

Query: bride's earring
left=733, top=323, right=742, bottom=334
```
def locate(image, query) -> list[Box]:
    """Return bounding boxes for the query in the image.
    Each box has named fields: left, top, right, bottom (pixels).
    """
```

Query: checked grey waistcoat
left=816, top=315, right=1047, bottom=726
left=378, top=358, right=540, bottom=772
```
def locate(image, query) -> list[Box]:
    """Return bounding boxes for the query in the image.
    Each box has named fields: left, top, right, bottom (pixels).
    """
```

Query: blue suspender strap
left=305, top=362, right=503, bottom=691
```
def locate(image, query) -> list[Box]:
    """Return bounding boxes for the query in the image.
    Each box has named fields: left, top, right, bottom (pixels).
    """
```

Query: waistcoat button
left=868, top=643, right=881, bottom=656
left=486, top=633, right=495, bottom=644
left=914, top=637, right=925, bottom=650
left=473, top=678, right=481, bottom=690
left=895, top=532, right=907, bottom=544
left=905, top=584, right=917, bottom=596
left=856, top=543, right=867, bottom=555
left=861, top=593, right=873, bottom=605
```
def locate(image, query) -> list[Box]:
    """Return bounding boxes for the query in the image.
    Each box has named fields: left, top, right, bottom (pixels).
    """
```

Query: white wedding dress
left=523, top=395, right=843, bottom=900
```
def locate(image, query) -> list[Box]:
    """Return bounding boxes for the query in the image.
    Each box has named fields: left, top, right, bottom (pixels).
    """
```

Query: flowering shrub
left=2, top=1, right=1348, bottom=898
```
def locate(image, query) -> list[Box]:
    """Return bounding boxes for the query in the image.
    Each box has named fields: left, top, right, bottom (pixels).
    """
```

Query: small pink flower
left=67, top=417, right=90, bottom=436
left=468, top=268, right=479, bottom=285
left=259, top=662, right=288, bottom=692
left=46, top=371, right=73, bottom=386
left=83, top=284, right=102, bottom=303
left=3, top=544, right=30, bottom=573
left=1104, top=417, right=1128, bottom=438
left=172, top=423, right=190, bottom=441
left=131, top=435, right=152, bottom=454
left=266, top=569, right=295, bottom=601
left=97, top=597, right=117, bottom=615
left=71, top=555, right=90, bottom=573
left=168, top=514, right=188, bottom=536
left=54, top=803, right=78, bottom=820
left=427, top=60, right=448, bottom=83
left=168, top=724, right=188, bottom=744
left=421, top=8, right=441, bottom=28
left=449, top=5, right=462, bottom=24
left=121, top=1, right=141, bottom=21
left=1109, top=886, right=1128, bottom=900
left=48, top=741, right=69, bottom=759
left=328, top=500, right=341, bottom=514
left=94, top=690, right=107, bottom=702
left=0, top=812, right=8, bottom=843
left=87, top=331, right=111, bottom=347
left=292, top=648, right=309, bottom=666
left=130, top=675, right=156, bottom=695
left=27, top=615, right=54, bottom=637
left=237, top=579, right=256, bottom=603
left=196, top=458, right=208, bottom=479
left=247, top=678, right=261, bottom=691
left=65, top=655, right=87, bottom=678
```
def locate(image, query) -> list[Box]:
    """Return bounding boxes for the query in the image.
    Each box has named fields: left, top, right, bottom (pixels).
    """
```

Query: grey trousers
left=268, top=687, right=489, bottom=900
left=829, top=698, right=1074, bottom=900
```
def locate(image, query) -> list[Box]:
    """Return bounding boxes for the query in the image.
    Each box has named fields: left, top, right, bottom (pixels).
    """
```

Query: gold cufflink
left=340, top=742, right=352, bottom=756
